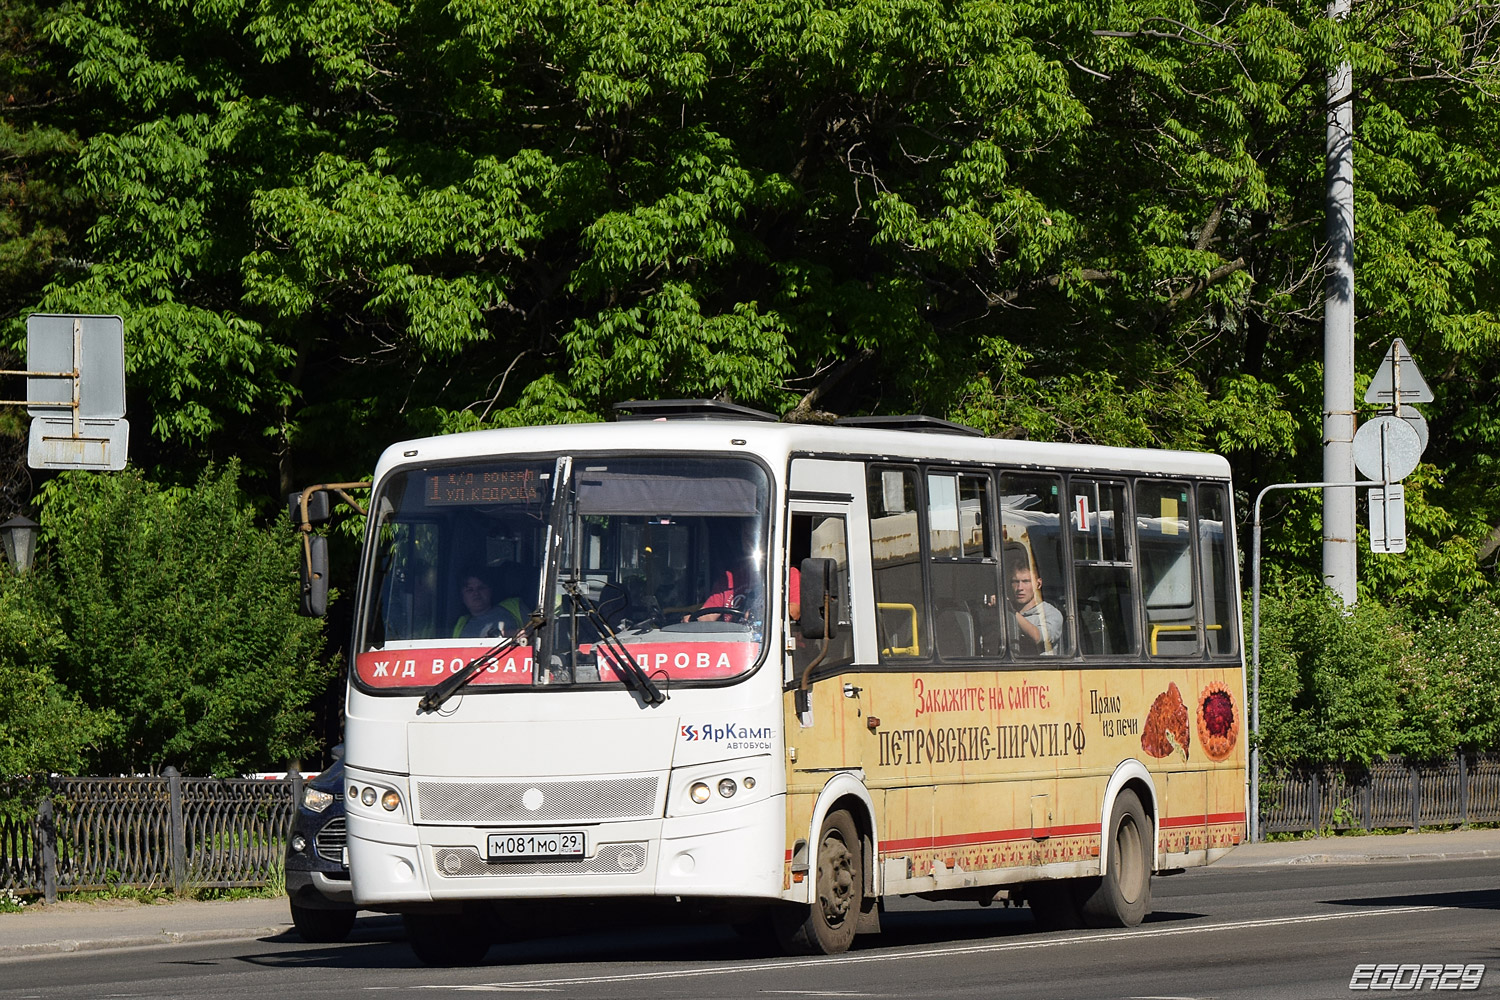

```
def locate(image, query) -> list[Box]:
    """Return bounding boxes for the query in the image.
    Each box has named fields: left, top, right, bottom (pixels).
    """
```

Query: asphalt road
left=5, top=858, right=1499, bottom=1000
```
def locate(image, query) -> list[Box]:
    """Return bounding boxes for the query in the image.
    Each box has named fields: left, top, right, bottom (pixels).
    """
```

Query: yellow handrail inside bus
left=1149, top=623, right=1222, bottom=655
left=878, top=602, right=921, bottom=656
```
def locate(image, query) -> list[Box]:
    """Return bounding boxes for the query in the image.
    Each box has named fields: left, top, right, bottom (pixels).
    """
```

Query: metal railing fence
left=1261, top=752, right=1500, bottom=835
left=5, top=754, right=1497, bottom=897
left=1, top=767, right=302, bottom=901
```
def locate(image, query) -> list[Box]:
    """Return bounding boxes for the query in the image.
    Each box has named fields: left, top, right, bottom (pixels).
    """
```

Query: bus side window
left=1198, top=483, right=1238, bottom=656
left=867, top=465, right=927, bottom=659
left=1071, top=478, right=1139, bottom=656
left=1137, top=480, right=1200, bottom=657
left=998, top=473, right=1069, bottom=657
left=926, top=471, right=995, bottom=659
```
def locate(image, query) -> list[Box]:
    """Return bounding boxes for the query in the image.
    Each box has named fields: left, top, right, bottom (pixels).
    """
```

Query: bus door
left=786, top=457, right=866, bottom=712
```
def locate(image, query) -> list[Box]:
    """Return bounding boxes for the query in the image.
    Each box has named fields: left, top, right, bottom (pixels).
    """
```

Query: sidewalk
left=1213, top=826, right=1500, bottom=867
left=0, top=894, right=400, bottom=961
left=1, top=828, right=1497, bottom=960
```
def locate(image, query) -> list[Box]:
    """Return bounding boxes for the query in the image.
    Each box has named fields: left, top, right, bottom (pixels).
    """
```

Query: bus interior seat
left=877, top=605, right=912, bottom=656
left=935, top=605, right=975, bottom=658
left=1079, top=599, right=1110, bottom=656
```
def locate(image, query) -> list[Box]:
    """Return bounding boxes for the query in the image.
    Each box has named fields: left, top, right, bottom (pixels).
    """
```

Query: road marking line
left=468, top=904, right=1447, bottom=989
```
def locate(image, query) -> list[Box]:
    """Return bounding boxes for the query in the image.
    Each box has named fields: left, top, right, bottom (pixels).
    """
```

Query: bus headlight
left=689, top=782, right=712, bottom=804
left=717, top=778, right=737, bottom=798
left=381, top=790, right=401, bottom=811
left=361, top=787, right=377, bottom=807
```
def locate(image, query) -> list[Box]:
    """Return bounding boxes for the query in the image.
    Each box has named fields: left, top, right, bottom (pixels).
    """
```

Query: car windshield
left=354, top=455, right=770, bottom=693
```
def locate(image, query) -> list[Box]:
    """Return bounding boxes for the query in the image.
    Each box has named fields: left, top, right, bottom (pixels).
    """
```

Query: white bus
left=325, top=400, right=1247, bottom=964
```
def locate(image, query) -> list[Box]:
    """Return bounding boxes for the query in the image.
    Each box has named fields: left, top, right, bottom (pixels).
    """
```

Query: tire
left=774, top=809, right=863, bottom=955
left=289, top=901, right=357, bottom=943
left=1025, top=880, right=1084, bottom=931
left=1079, top=788, right=1152, bottom=928
left=403, top=910, right=493, bottom=967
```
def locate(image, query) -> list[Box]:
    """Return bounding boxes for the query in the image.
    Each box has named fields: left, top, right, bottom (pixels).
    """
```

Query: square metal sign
left=25, top=313, right=126, bottom=420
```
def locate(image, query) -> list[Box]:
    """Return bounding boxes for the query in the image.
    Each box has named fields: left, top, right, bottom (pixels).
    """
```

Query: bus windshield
left=354, top=455, right=771, bottom=693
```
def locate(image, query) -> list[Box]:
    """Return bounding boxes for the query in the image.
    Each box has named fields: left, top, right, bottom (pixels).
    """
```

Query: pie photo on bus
left=1141, top=681, right=1190, bottom=760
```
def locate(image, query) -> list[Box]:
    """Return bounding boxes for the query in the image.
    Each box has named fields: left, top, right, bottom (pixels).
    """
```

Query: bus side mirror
left=288, top=489, right=331, bottom=527
left=299, top=534, right=329, bottom=617
left=799, top=557, right=838, bottom=640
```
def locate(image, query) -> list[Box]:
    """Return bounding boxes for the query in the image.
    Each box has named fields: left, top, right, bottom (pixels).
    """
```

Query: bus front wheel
left=403, top=910, right=492, bottom=966
left=1080, top=788, right=1152, bottom=928
left=776, top=809, right=862, bottom=955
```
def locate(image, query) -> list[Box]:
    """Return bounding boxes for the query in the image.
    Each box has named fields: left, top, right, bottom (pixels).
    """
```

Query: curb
left=0, top=926, right=286, bottom=960
left=1218, top=848, right=1500, bottom=867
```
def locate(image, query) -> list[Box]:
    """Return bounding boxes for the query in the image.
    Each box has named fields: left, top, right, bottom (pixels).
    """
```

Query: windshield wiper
left=562, top=580, right=666, bottom=706
left=417, top=610, right=546, bottom=714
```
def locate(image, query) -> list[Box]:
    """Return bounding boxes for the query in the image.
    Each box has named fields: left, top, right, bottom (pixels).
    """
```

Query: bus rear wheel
left=1080, top=788, right=1152, bottom=928
left=403, top=909, right=492, bottom=966
left=775, top=809, right=862, bottom=955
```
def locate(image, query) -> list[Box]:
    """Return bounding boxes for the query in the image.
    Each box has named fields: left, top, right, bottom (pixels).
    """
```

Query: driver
left=452, top=568, right=520, bottom=639
left=685, top=518, right=762, bottom=622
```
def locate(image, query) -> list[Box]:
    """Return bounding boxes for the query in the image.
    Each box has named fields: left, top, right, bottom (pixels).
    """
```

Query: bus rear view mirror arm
left=797, top=557, right=839, bottom=710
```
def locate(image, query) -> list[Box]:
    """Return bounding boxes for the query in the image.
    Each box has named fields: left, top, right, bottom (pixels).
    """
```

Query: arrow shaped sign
left=1365, top=337, right=1434, bottom=405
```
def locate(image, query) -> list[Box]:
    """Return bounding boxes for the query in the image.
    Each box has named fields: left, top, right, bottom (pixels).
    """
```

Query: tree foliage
left=0, top=0, right=1497, bottom=711
left=30, top=463, right=331, bottom=776
left=8, top=0, right=1494, bottom=485
left=1256, top=584, right=1500, bottom=766
left=0, top=579, right=114, bottom=777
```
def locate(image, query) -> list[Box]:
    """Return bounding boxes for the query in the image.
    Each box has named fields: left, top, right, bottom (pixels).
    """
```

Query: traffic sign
left=1368, top=484, right=1406, bottom=554
left=25, top=314, right=125, bottom=420
left=1364, top=337, right=1433, bottom=405
left=1353, top=415, right=1421, bottom=482
left=1397, top=403, right=1428, bottom=453
left=28, top=417, right=129, bottom=471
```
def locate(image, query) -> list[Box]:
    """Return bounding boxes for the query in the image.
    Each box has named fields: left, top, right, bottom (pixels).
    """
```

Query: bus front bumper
left=348, top=794, right=785, bottom=907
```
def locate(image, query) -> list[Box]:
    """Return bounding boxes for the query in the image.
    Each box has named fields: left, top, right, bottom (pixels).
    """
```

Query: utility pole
left=1322, top=0, right=1357, bottom=605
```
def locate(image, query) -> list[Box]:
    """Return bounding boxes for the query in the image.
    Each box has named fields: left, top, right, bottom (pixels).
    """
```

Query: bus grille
left=314, top=817, right=346, bottom=862
left=432, top=844, right=648, bottom=877
left=414, top=777, right=660, bottom=824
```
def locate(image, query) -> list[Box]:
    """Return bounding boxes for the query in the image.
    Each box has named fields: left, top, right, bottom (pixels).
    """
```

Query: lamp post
left=1, top=515, right=39, bottom=574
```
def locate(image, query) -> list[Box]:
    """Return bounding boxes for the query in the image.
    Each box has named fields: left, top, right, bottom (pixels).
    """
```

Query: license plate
left=486, top=830, right=585, bottom=861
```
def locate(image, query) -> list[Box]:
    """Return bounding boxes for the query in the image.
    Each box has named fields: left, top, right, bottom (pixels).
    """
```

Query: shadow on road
left=1327, top=887, right=1500, bottom=912
left=237, top=897, right=1217, bottom=972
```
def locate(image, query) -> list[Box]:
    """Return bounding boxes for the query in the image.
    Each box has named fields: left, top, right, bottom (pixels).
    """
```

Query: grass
left=0, top=863, right=287, bottom=907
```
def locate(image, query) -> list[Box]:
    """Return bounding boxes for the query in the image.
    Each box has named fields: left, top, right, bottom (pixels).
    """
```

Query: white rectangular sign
left=1368, top=484, right=1406, bottom=554
left=28, top=417, right=129, bottom=471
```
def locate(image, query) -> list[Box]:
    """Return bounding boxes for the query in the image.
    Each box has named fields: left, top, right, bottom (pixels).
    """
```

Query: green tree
left=1408, top=597, right=1500, bottom=755
left=33, top=462, right=331, bottom=775
left=0, top=578, right=114, bottom=777
left=1254, top=581, right=1408, bottom=767
left=7, top=0, right=1500, bottom=618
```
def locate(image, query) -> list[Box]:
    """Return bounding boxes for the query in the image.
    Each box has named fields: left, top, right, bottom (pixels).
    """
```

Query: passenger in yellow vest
left=451, top=570, right=520, bottom=639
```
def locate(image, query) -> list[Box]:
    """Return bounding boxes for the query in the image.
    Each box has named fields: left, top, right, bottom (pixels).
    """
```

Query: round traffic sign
left=1398, top=405, right=1429, bottom=453
left=1353, top=415, right=1421, bottom=482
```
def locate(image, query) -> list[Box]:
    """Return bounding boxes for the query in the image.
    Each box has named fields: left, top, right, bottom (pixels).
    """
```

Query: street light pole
left=1322, top=0, right=1357, bottom=606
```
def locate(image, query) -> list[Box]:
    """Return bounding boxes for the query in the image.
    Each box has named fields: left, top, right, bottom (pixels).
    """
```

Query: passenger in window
left=1004, top=544, right=1062, bottom=656
left=452, top=568, right=519, bottom=639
